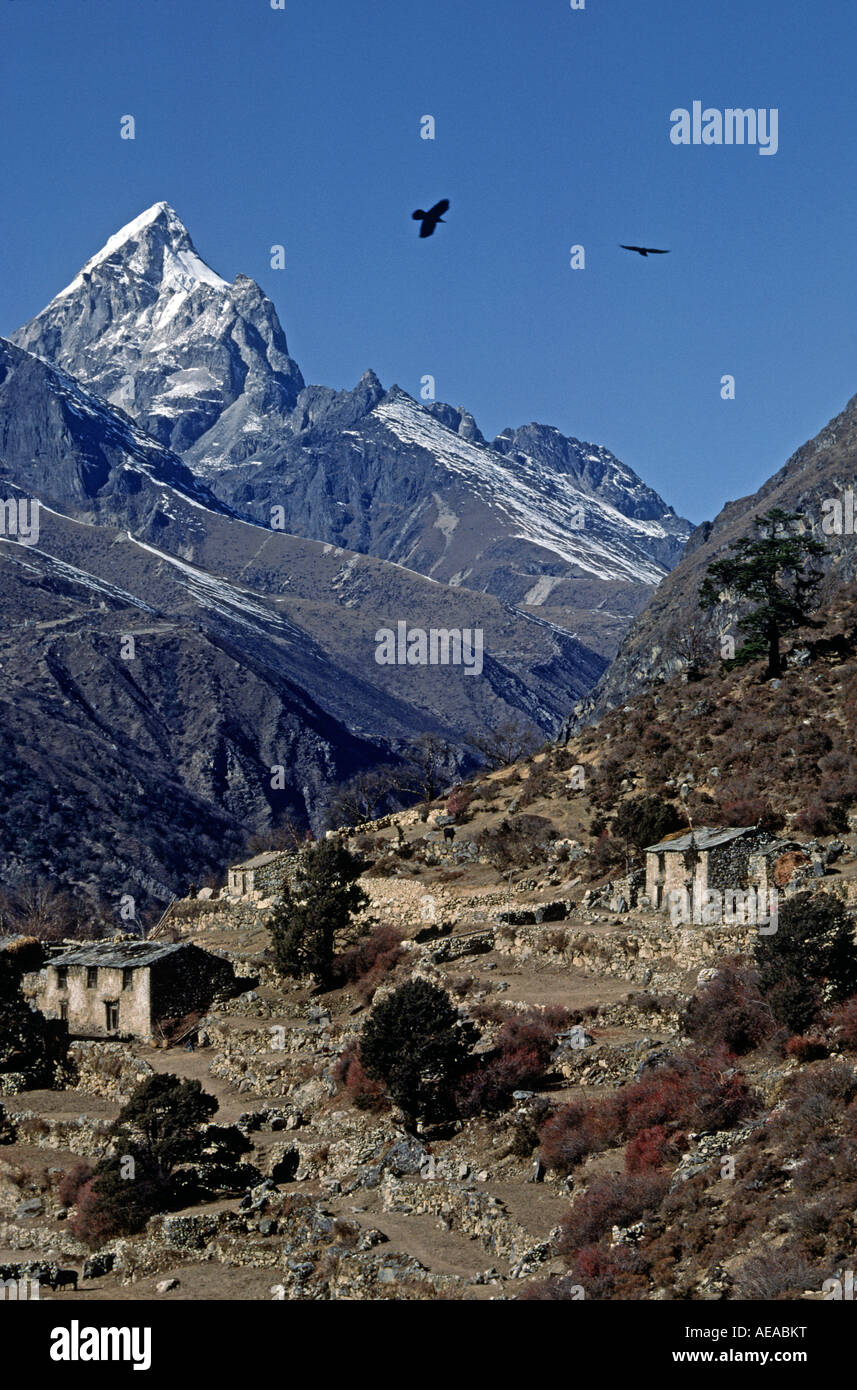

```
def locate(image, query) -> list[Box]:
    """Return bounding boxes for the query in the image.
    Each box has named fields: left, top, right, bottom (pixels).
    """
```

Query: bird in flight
left=620, top=245, right=670, bottom=257
left=412, top=199, right=450, bottom=238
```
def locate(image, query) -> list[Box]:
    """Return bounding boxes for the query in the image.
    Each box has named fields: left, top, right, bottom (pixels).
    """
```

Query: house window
left=86, top=966, right=98, bottom=989
left=122, top=968, right=133, bottom=991
left=59, top=1002, right=68, bottom=1022
left=104, top=1001, right=119, bottom=1031
left=55, top=966, right=67, bottom=988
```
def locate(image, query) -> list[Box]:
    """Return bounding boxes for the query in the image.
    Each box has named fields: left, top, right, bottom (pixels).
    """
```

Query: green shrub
left=268, top=839, right=367, bottom=987
left=755, top=892, right=857, bottom=1034
left=359, top=979, right=478, bottom=1128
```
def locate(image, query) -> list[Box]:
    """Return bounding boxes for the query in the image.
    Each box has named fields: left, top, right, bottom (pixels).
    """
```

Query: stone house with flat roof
left=644, top=826, right=803, bottom=921
left=226, top=851, right=297, bottom=899
left=38, top=940, right=237, bottom=1042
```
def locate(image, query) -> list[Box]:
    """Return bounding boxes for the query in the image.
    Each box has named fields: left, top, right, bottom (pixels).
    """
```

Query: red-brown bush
left=69, top=1179, right=127, bottom=1248
left=608, top=1049, right=758, bottom=1139
left=57, top=1162, right=94, bottom=1208
left=474, top=814, right=558, bottom=870
left=588, top=829, right=624, bottom=879
left=680, top=962, right=775, bottom=1055
left=734, top=1249, right=817, bottom=1300
left=711, top=797, right=784, bottom=832
left=538, top=1102, right=612, bottom=1175
left=540, top=1048, right=757, bottom=1175
left=540, top=1004, right=576, bottom=1031
left=785, top=1035, right=829, bottom=1063
left=830, top=996, right=857, bottom=1051
left=625, top=1125, right=688, bottom=1173
left=331, top=925, right=403, bottom=999
left=793, top=801, right=848, bottom=836
left=446, top=787, right=473, bottom=820
left=556, top=1171, right=670, bottom=1252
left=333, top=1041, right=388, bottom=1111
left=457, top=1010, right=560, bottom=1115
left=68, top=1168, right=166, bottom=1248
left=568, top=1244, right=648, bottom=1299
left=522, top=1246, right=646, bottom=1299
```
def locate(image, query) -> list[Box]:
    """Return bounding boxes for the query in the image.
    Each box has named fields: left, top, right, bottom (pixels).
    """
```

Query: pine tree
left=612, top=794, right=687, bottom=851
left=267, top=838, right=367, bottom=988
left=71, top=1074, right=217, bottom=1245
left=107, top=1073, right=217, bottom=1182
left=359, top=978, right=478, bottom=1128
left=699, top=508, right=826, bottom=678
left=0, top=942, right=68, bottom=1088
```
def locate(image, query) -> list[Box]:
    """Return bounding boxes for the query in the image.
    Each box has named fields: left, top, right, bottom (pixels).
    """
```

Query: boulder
left=82, top=1253, right=114, bottom=1281
left=382, top=1137, right=429, bottom=1177
left=15, top=1197, right=43, bottom=1219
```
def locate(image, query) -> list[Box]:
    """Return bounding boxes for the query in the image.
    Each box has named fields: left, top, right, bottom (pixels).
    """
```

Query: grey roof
left=51, top=940, right=189, bottom=969
left=0, top=934, right=28, bottom=951
left=231, top=851, right=289, bottom=871
left=644, top=826, right=758, bottom=855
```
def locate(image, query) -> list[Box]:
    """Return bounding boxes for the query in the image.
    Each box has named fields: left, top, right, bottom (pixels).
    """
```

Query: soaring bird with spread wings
left=620, top=245, right=670, bottom=257
left=412, top=199, right=450, bottom=238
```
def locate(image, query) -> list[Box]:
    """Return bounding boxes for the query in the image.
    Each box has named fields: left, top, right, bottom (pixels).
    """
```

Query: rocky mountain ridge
left=0, top=337, right=604, bottom=907
left=576, top=390, right=857, bottom=723
left=11, top=202, right=691, bottom=659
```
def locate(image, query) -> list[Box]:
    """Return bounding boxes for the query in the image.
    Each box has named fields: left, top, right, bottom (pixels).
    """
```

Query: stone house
left=38, top=940, right=237, bottom=1042
left=643, top=826, right=801, bottom=922
left=226, top=851, right=296, bottom=899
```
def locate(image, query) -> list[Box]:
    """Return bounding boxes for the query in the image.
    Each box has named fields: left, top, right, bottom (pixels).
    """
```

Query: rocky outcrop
left=12, top=203, right=690, bottom=664
left=578, top=389, right=857, bottom=720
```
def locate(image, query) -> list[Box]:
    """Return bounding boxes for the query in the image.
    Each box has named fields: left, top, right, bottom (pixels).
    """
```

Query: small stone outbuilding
left=644, top=826, right=801, bottom=920
left=38, top=940, right=238, bottom=1042
left=226, top=851, right=296, bottom=899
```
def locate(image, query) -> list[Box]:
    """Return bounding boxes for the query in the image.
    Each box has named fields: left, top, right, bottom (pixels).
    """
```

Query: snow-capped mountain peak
left=11, top=203, right=691, bottom=662
left=12, top=203, right=304, bottom=458
left=50, top=202, right=228, bottom=306
left=371, top=392, right=689, bottom=584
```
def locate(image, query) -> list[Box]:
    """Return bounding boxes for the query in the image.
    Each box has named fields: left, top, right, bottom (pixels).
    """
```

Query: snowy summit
left=12, top=202, right=305, bottom=456
left=51, top=202, right=229, bottom=304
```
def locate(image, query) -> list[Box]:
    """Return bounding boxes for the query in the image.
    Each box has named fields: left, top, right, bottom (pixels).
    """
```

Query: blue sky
left=1, top=0, right=855, bottom=523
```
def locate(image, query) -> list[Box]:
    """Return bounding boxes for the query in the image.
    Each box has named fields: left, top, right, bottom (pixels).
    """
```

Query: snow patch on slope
left=0, top=538, right=158, bottom=612
left=126, top=535, right=303, bottom=635
left=374, top=397, right=671, bottom=584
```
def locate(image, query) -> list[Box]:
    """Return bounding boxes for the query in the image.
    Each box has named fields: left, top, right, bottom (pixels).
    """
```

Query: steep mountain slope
left=0, top=338, right=609, bottom=903
left=11, top=204, right=691, bottom=659
left=0, top=520, right=383, bottom=910
left=578, top=391, right=857, bottom=723
left=212, top=385, right=689, bottom=656
left=0, top=497, right=605, bottom=909
left=0, top=336, right=229, bottom=535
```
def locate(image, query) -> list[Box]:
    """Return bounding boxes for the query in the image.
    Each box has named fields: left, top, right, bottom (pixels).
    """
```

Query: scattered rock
left=15, top=1197, right=43, bottom=1219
